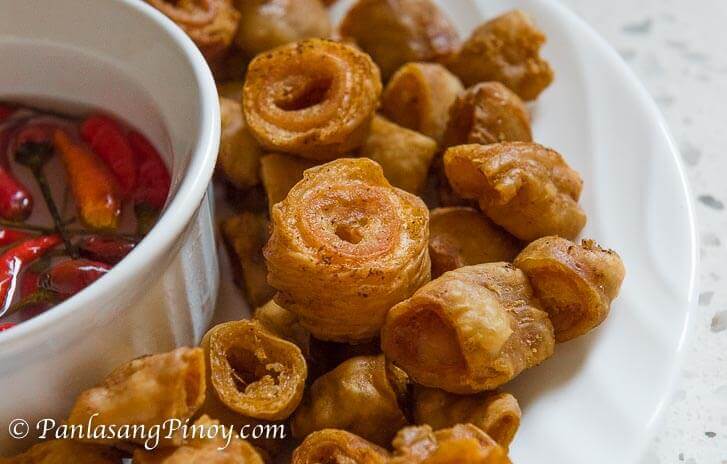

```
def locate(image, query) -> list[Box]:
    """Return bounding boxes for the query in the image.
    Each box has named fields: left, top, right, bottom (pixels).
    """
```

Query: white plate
left=332, top=1, right=698, bottom=462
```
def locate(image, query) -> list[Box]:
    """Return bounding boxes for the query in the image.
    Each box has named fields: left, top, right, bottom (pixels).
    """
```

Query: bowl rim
left=0, top=0, right=220, bottom=349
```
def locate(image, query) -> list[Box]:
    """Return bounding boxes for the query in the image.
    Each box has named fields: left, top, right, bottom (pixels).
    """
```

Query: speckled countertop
left=557, top=0, right=727, bottom=461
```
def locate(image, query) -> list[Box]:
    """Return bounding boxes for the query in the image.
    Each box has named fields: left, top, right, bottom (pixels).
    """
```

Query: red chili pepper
left=80, top=115, right=138, bottom=196
left=8, top=268, right=59, bottom=317
left=0, top=235, right=61, bottom=315
left=0, top=228, right=31, bottom=247
left=77, top=235, right=136, bottom=265
left=128, top=130, right=170, bottom=210
left=0, top=104, right=15, bottom=123
left=127, top=130, right=171, bottom=234
left=54, top=129, right=122, bottom=231
left=19, top=269, right=41, bottom=298
left=15, top=124, right=53, bottom=146
left=78, top=114, right=106, bottom=140
left=0, top=168, right=33, bottom=221
left=42, top=259, right=110, bottom=298
left=12, top=268, right=54, bottom=316
left=0, top=169, right=33, bottom=221
left=0, top=126, right=33, bottom=221
left=0, top=322, right=15, bottom=332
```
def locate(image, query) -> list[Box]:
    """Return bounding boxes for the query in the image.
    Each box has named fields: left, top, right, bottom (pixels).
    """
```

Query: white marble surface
left=556, top=0, right=727, bottom=461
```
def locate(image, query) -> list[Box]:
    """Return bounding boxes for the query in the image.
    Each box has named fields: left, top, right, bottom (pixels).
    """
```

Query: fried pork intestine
left=264, top=158, right=431, bottom=342
left=339, top=0, right=460, bottom=80
left=443, top=142, right=586, bottom=241
left=147, top=0, right=240, bottom=63
left=382, top=62, right=463, bottom=144
left=0, top=440, right=122, bottom=464
left=428, top=207, right=521, bottom=278
left=381, top=263, right=555, bottom=393
left=133, top=415, right=264, bottom=464
left=233, top=0, right=331, bottom=57
left=253, top=299, right=311, bottom=357
left=413, top=387, right=521, bottom=448
left=202, top=320, right=307, bottom=421
left=446, top=9, right=553, bottom=101
left=390, top=424, right=511, bottom=464
left=292, top=355, right=409, bottom=446
left=442, top=82, right=532, bottom=147
left=66, top=347, right=206, bottom=447
left=218, top=97, right=262, bottom=190
left=361, top=115, right=438, bottom=194
left=243, top=39, right=381, bottom=161
left=514, top=236, right=626, bottom=342
left=292, top=429, right=389, bottom=464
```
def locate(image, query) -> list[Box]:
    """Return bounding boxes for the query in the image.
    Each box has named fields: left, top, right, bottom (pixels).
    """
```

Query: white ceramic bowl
left=0, top=0, right=220, bottom=454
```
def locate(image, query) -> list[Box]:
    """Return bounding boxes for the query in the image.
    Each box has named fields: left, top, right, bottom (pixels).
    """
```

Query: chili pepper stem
left=14, top=142, right=77, bottom=257
left=0, top=219, right=139, bottom=241
left=31, top=167, right=77, bottom=257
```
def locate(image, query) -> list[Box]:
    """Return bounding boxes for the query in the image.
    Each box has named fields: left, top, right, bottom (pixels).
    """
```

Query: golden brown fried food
left=307, top=337, right=382, bottom=381
left=218, top=80, right=245, bottom=101
left=292, top=355, right=409, bottom=446
left=223, top=184, right=268, bottom=214
left=442, top=82, right=532, bottom=147
left=361, top=115, right=438, bottom=194
left=443, top=143, right=586, bottom=241
left=259, top=153, right=316, bottom=214
left=66, top=347, right=205, bottom=447
left=133, top=415, right=265, bottom=464
left=514, top=236, right=625, bottom=342
left=202, top=320, right=307, bottom=421
left=390, top=424, right=511, bottom=464
left=221, top=212, right=276, bottom=308
left=381, top=263, right=555, bottom=393
left=253, top=299, right=311, bottom=357
left=292, top=429, right=389, bottom=464
left=340, top=0, right=460, bottom=80
left=0, top=440, right=122, bottom=464
left=413, top=387, right=520, bottom=448
left=432, top=164, right=477, bottom=209
left=197, top=393, right=285, bottom=457
left=243, top=39, right=381, bottom=161
left=382, top=62, right=464, bottom=144
left=219, top=97, right=262, bottom=189
left=211, top=49, right=249, bottom=82
left=446, top=10, right=553, bottom=101
left=429, top=207, right=521, bottom=278
left=264, top=158, right=431, bottom=342
left=233, top=0, right=331, bottom=57
left=147, top=0, right=240, bottom=64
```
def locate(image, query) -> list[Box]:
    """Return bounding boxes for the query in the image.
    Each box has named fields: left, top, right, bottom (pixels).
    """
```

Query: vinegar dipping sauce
left=0, top=100, right=172, bottom=328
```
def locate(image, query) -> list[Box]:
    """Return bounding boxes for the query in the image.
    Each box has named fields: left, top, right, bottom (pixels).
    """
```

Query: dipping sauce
left=0, top=102, right=171, bottom=327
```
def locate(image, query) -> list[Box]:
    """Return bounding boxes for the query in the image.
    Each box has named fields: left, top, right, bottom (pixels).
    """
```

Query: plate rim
left=319, top=0, right=699, bottom=459
left=531, top=0, right=700, bottom=460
